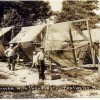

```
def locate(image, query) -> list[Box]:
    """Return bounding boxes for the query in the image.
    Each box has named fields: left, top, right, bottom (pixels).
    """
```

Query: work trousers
left=38, top=60, right=45, bottom=80
left=8, top=56, right=15, bottom=71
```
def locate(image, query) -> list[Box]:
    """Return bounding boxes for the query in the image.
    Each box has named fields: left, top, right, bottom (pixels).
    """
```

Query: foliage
left=55, top=0, right=100, bottom=30
left=0, top=1, right=52, bottom=34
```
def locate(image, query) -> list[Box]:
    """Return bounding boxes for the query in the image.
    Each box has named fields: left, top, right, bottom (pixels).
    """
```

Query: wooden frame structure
left=45, top=18, right=96, bottom=71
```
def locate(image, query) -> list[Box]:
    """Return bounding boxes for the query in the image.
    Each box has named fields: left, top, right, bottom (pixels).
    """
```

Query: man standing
left=37, top=47, right=45, bottom=80
left=4, top=43, right=19, bottom=71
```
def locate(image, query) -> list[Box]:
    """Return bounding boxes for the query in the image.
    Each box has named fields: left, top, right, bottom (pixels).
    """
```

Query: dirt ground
left=0, top=62, right=100, bottom=98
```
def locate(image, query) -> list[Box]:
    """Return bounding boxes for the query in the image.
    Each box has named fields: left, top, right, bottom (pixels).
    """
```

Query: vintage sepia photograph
left=0, top=0, right=100, bottom=99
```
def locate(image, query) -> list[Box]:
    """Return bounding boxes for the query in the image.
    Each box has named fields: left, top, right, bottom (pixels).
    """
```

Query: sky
left=93, top=1, right=100, bottom=15
left=47, top=0, right=100, bottom=25
left=44, top=0, right=63, bottom=12
left=48, top=0, right=63, bottom=12
left=47, top=0, right=100, bottom=15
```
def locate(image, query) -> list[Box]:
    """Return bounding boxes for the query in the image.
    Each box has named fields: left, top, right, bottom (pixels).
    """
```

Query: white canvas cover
left=10, top=24, right=46, bottom=43
left=9, top=22, right=86, bottom=67
left=45, top=22, right=84, bottom=51
left=0, top=40, right=5, bottom=57
left=0, top=26, right=14, bottom=37
left=83, top=28, right=100, bottom=42
left=0, top=26, right=14, bottom=57
left=9, top=24, right=46, bottom=61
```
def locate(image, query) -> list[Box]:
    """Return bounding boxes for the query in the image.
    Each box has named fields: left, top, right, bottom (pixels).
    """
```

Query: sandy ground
left=0, top=62, right=100, bottom=98
left=0, top=62, right=79, bottom=86
left=0, top=62, right=39, bottom=86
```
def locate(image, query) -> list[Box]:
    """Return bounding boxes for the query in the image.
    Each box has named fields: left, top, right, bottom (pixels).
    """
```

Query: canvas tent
left=44, top=22, right=85, bottom=51
left=10, top=25, right=46, bottom=60
left=0, top=26, right=14, bottom=37
left=10, top=22, right=87, bottom=67
left=0, top=26, right=14, bottom=57
left=73, top=28, right=100, bottom=65
left=10, top=25, right=46, bottom=43
left=83, top=28, right=100, bottom=43
left=0, top=40, right=5, bottom=57
left=44, top=22, right=88, bottom=66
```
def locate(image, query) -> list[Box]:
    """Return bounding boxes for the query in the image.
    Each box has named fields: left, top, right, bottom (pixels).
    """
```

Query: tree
left=55, top=0, right=100, bottom=30
left=0, top=1, right=52, bottom=34
left=0, top=1, right=52, bottom=44
left=0, top=2, right=4, bottom=24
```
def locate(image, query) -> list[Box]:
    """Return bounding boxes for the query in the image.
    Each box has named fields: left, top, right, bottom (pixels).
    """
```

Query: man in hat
left=37, top=47, right=45, bottom=80
left=4, top=43, right=19, bottom=71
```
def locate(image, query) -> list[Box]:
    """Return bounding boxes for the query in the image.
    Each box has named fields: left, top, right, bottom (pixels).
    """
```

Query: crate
left=45, top=73, right=61, bottom=80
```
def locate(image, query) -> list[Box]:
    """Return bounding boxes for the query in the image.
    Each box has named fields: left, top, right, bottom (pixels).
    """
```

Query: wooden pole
left=11, top=28, right=14, bottom=40
left=69, top=22, right=77, bottom=63
left=49, top=30, right=52, bottom=71
left=45, top=23, right=52, bottom=71
left=16, top=53, right=20, bottom=66
left=49, top=51, right=52, bottom=71
left=41, top=32, right=43, bottom=42
left=70, top=19, right=87, bottom=23
left=86, top=19, right=95, bottom=66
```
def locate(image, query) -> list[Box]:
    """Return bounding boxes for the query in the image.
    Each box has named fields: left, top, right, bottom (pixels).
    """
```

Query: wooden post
left=69, top=22, right=77, bottom=63
left=45, top=24, right=52, bottom=71
left=17, top=53, right=20, bottom=66
left=49, top=51, right=52, bottom=71
left=71, top=19, right=87, bottom=23
left=11, top=27, right=14, bottom=40
left=97, top=46, right=100, bottom=75
left=86, top=19, right=95, bottom=66
left=41, top=32, right=43, bottom=42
